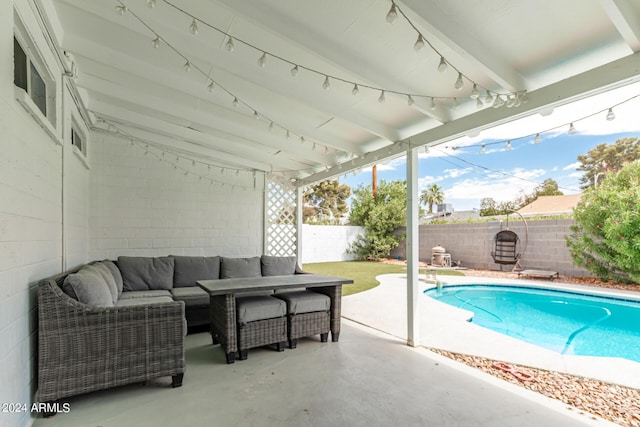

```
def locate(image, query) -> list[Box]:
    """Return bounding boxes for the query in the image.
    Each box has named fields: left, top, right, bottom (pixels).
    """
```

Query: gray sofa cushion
left=63, top=266, right=115, bottom=308
left=92, top=262, right=118, bottom=304
left=170, top=287, right=209, bottom=307
left=101, top=259, right=123, bottom=297
left=261, top=255, right=297, bottom=276
left=236, top=295, right=286, bottom=324
left=171, top=255, right=220, bottom=287
left=117, top=256, right=175, bottom=291
left=115, top=296, right=175, bottom=307
left=119, top=290, right=172, bottom=300
left=274, top=290, right=330, bottom=315
left=220, top=257, right=261, bottom=279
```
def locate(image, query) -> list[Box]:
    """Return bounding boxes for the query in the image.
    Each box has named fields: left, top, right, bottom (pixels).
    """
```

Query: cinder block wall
left=89, top=134, right=265, bottom=259
left=391, top=219, right=590, bottom=276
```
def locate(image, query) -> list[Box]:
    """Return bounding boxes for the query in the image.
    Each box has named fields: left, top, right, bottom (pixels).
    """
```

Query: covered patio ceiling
left=46, top=0, right=640, bottom=185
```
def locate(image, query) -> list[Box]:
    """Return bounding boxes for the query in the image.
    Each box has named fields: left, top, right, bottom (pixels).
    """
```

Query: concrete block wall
left=1, top=2, right=91, bottom=426
left=391, top=219, right=590, bottom=276
left=89, top=134, right=264, bottom=259
left=301, top=225, right=363, bottom=264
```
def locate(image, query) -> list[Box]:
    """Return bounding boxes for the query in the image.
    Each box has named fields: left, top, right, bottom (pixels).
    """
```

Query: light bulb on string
left=452, top=98, right=459, bottom=109
left=225, top=37, right=235, bottom=52
left=430, top=97, right=436, bottom=110
left=208, top=80, right=215, bottom=92
left=299, top=136, right=305, bottom=143
left=470, top=84, right=479, bottom=99
left=232, top=97, right=239, bottom=107
left=407, top=95, right=415, bottom=106
left=257, top=52, right=267, bottom=67
left=606, top=108, right=615, bottom=121
left=189, top=18, right=199, bottom=35
left=290, top=65, right=299, bottom=76
left=151, top=36, right=161, bottom=48
left=413, top=34, right=425, bottom=51
left=568, top=123, right=577, bottom=135
left=322, top=76, right=330, bottom=90
left=115, top=5, right=126, bottom=15
left=533, top=133, right=541, bottom=144
left=386, top=3, right=398, bottom=24
left=505, top=140, right=512, bottom=151
left=268, top=122, right=274, bottom=131
left=147, top=0, right=156, bottom=8
left=352, top=84, right=359, bottom=95
left=285, top=130, right=290, bottom=139
left=484, top=91, right=494, bottom=105
left=253, top=110, right=259, bottom=120
left=454, top=73, right=464, bottom=90
left=476, top=97, right=484, bottom=109
left=506, top=95, right=515, bottom=108
left=378, top=90, right=386, bottom=103
left=437, top=57, right=448, bottom=72
left=183, top=60, right=191, bottom=72
left=480, top=144, right=486, bottom=154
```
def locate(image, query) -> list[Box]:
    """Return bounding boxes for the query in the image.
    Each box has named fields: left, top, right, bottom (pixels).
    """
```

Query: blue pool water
left=424, top=285, right=640, bottom=363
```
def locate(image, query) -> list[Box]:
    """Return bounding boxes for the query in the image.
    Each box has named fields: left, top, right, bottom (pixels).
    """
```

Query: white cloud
left=563, top=161, right=581, bottom=171
left=444, top=168, right=473, bottom=178
left=444, top=168, right=546, bottom=205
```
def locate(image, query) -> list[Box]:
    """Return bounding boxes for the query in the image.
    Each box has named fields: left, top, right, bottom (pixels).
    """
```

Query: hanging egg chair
left=491, top=211, right=528, bottom=271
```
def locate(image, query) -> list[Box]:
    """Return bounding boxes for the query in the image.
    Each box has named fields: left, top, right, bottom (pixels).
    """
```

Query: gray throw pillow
left=171, top=255, right=220, bottom=287
left=261, top=255, right=297, bottom=276
left=62, top=266, right=114, bottom=307
left=220, top=257, right=261, bottom=279
left=117, top=256, right=175, bottom=291
left=101, top=259, right=123, bottom=297
left=92, top=262, right=118, bottom=304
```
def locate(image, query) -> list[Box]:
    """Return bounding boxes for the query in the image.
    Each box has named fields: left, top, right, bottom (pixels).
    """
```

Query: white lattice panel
left=266, top=181, right=297, bottom=256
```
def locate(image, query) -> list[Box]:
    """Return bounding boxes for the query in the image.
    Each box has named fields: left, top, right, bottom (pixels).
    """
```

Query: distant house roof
left=517, top=195, right=582, bottom=216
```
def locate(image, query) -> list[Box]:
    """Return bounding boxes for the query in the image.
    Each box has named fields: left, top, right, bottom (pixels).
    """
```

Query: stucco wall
left=391, top=219, right=590, bottom=277
left=301, top=225, right=363, bottom=264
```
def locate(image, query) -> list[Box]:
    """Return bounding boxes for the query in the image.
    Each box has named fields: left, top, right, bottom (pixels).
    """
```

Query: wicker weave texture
left=288, top=311, right=330, bottom=340
left=210, top=295, right=237, bottom=354
left=237, top=317, right=287, bottom=350
left=37, top=275, right=186, bottom=403
left=308, top=286, right=342, bottom=340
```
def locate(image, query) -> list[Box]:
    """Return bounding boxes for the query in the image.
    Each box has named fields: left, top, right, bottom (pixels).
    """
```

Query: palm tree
left=420, top=184, right=445, bottom=214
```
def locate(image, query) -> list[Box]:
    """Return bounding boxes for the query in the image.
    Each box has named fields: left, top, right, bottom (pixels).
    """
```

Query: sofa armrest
left=37, top=279, right=185, bottom=402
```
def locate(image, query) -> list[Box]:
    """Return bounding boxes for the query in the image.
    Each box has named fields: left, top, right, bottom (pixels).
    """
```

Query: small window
left=71, top=127, right=84, bottom=154
left=14, top=36, right=51, bottom=119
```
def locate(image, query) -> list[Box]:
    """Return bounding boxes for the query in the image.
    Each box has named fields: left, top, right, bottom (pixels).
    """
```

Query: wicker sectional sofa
left=36, top=254, right=307, bottom=406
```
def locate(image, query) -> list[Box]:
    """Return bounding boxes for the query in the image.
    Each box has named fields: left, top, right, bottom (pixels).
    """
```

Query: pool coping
left=341, top=273, right=640, bottom=390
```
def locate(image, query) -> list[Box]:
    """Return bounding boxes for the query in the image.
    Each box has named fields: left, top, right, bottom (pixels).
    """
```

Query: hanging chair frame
left=491, top=211, right=529, bottom=272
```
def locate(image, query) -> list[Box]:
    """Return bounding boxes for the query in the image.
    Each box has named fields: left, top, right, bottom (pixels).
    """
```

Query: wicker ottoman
left=236, top=295, right=287, bottom=360
left=274, top=290, right=331, bottom=349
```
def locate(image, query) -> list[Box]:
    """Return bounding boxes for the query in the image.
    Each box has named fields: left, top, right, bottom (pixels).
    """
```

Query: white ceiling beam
left=600, top=0, right=640, bottom=52
left=400, top=0, right=526, bottom=92
left=77, top=71, right=340, bottom=165
left=87, top=100, right=312, bottom=172
left=301, top=51, right=640, bottom=184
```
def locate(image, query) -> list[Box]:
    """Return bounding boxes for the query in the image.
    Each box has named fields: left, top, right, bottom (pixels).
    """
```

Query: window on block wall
left=13, top=18, right=58, bottom=141
left=71, top=125, right=85, bottom=155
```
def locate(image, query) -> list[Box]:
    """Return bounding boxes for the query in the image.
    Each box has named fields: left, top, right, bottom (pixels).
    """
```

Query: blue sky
left=339, top=82, right=640, bottom=211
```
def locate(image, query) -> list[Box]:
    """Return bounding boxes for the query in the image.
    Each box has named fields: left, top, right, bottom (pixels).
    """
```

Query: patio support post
left=296, top=184, right=303, bottom=262
left=406, top=146, right=420, bottom=347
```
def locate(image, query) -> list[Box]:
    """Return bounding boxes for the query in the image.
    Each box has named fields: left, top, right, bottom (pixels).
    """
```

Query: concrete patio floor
left=32, top=319, right=613, bottom=427
left=341, top=273, right=640, bottom=390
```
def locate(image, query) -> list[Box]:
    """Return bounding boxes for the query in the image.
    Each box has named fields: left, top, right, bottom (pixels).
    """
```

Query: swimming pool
left=424, top=285, right=640, bottom=363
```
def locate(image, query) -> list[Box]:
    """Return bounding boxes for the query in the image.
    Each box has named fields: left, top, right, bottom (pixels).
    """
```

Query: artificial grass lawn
left=301, top=261, right=464, bottom=296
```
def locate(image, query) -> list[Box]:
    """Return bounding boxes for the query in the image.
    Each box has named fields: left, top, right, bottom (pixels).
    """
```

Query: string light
left=413, top=34, right=425, bottom=51
left=151, top=36, right=161, bottom=48
left=568, top=123, right=577, bottom=135
left=352, top=84, right=360, bottom=96
left=290, top=65, right=299, bottom=76
left=533, top=133, right=541, bottom=144
left=253, top=110, right=259, bottom=119
left=454, top=73, right=464, bottom=90
left=505, top=140, right=512, bottom=151
left=147, top=0, right=156, bottom=8
left=430, top=97, right=436, bottom=110
left=407, top=95, right=415, bottom=106
left=470, top=84, right=480, bottom=99
left=322, top=76, right=331, bottom=90
left=232, top=97, right=239, bottom=107
left=189, top=18, right=199, bottom=35
left=385, top=3, right=398, bottom=24
left=476, top=97, right=483, bottom=109
left=437, top=57, right=448, bottom=72
left=606, top=108, right=615, bottom=121
left=183, top=60, right=191, bottom=72
left=225, top=37, right=235, bottom=52
left=480, top=144, right=486, bottom=154
left=257, top=52, right=267, bottom=67
left=378, top=90, right=386, bottom=103
left=115, top=4, right=126, bottom=15
left=208, top=80, right=215, bottom=92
